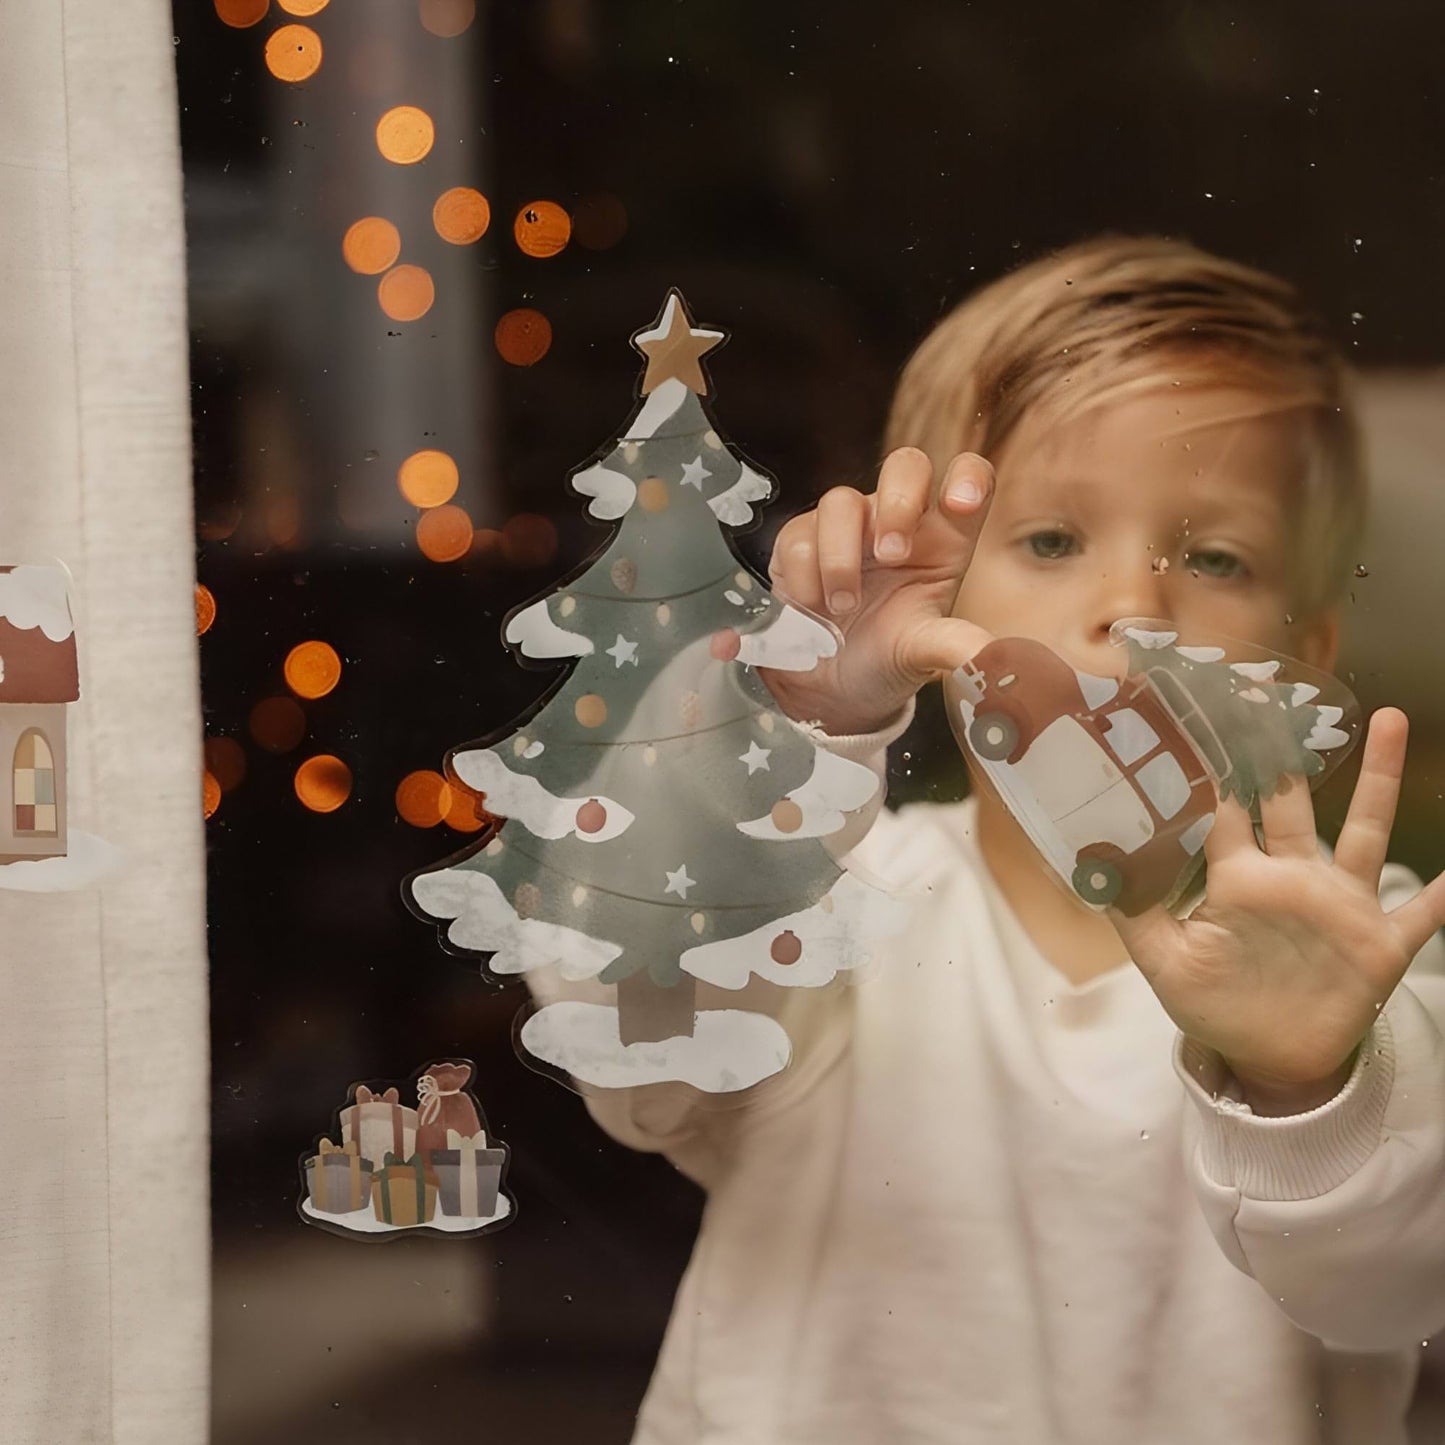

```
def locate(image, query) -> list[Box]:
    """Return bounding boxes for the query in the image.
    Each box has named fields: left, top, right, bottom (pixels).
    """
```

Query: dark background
left=178, top=2, right=1445, bottom=1440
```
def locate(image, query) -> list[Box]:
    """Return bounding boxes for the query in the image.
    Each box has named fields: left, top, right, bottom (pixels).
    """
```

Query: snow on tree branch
left=449, top=748, right=636, bottom=842
left=409, top=867, right=623, bottom=979
left=737, top=749, right=880, bottom=841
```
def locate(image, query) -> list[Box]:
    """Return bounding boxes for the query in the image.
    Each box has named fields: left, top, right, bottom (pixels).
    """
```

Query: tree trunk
left=616, top=972, right=697, bottom=1045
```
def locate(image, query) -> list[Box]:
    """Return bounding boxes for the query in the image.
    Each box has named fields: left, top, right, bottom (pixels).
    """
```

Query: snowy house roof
left=0, top=565, right=79, bottom=704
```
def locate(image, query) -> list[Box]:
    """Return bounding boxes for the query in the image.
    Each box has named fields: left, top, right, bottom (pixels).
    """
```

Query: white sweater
left=554, top=703, right=1445, bottom=1445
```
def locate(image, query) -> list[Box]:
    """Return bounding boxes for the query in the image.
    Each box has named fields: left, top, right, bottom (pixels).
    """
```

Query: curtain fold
left=0, top=2, right=207, bottom=1441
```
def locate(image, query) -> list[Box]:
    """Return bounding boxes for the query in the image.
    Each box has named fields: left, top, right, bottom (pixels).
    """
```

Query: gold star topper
left=631, top=289, right=725, bottom=396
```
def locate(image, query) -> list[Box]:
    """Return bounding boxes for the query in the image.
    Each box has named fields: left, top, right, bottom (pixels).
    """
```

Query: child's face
left=951, top=384, right=1341, bottom=679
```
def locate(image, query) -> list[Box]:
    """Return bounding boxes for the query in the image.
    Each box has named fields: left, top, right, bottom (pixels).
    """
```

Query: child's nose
left=1089, top=551, right=1173, bottom=638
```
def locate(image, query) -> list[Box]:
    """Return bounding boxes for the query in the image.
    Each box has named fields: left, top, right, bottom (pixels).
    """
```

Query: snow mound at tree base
left=301, top=1193, right=513, bottom=1238
left=0, top=830, right=123, bottom=892
left=522, top=1000, right=791, bottom=1091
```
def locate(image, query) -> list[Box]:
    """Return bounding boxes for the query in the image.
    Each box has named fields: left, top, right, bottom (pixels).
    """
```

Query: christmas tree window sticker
left=0, top=564, right=121, bottom=892
left=299, top=1060, right=513, bottom=1240
left=944, top=616, right=1361, bottom=917
left=405, top=291, right=916, bottom=1097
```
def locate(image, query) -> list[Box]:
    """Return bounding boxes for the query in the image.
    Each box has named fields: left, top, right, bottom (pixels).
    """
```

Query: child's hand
left=1111, top=708, right=1445, bottom=1116
left=759, top=448, right=996, bottom=736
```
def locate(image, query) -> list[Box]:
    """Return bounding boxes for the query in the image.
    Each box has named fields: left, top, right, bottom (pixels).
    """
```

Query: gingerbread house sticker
left=0, top=566, right=79, bottom=865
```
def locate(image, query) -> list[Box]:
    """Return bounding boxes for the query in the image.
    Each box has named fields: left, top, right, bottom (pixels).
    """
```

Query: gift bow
left=445, top=1128, right=487, bottom=1151
left=417, top=1073, right=461, bottom=1127
left=319, top=1138, right=359, bottom=1157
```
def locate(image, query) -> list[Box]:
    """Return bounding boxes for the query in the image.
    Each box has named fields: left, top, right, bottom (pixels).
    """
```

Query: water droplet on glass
left=1354, top=563, right=1369, bottom=577
left=1139, top=1129, right=1150, bottom=1141
left=1151, top=556, right=1170, bottom=574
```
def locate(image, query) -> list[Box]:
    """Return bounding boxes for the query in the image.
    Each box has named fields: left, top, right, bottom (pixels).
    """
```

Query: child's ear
left=1295, top=606, right=1341, bottom=675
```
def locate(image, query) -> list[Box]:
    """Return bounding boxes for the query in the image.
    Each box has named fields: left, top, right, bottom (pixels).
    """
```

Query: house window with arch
left=14, top=729, right=58, bottom=835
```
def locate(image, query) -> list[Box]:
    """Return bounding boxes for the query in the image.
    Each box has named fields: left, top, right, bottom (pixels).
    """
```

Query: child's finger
left=1386, top=867, right=1445, bottom=967
left=1256, top=772, right=1320, bottom=861
left=1202, top=792, right=1258, bottom=867
left=896, top=614, right=995, bottom=684
left=872, top=447, right=934, bottom=563
left=815, top=486, right=870, bottom=615
left=935, top=452, right=995, bottom=532
left=1332, top=707, right=1408, bottom=888
left=768, top=513, right=826, bottom=615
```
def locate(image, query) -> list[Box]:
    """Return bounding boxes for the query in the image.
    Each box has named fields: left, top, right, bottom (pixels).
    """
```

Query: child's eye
left=1027, top=529, right=1077, bottom=560
left=1184, top=548, right=1248, bottom=580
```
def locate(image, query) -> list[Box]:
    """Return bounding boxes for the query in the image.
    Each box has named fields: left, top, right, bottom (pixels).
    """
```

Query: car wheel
left=969, top=711, right=1019, bottom=762
left=1072, top=856, right=1123, bottom=907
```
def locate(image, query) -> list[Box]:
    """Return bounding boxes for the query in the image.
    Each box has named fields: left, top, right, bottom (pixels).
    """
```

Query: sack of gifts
left=306, top=1138, right=373, bottom=1214
left=370, top=1153, right=438, bottom=1227
left=415, top=1062, right=483, bottom=1168
left=341, top=1085, right=418, bottom=1169
left=432, top=1128, right=506, bottom=1220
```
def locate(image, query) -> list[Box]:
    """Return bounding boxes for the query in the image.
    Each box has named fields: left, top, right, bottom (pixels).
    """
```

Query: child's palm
left=1112, top=708, right=1445, bottom=1112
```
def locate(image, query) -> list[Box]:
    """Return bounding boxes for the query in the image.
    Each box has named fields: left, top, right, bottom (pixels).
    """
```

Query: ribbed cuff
left=1173, top=1014, right=1396, bottom=1202
left=784, top=693, right=917, bottom=762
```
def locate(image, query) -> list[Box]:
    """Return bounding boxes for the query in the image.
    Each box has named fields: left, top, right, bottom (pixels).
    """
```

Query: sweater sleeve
left=525, top=695, right=918, bottom=1179
left=1174, top=859, right=1445, bottom=1351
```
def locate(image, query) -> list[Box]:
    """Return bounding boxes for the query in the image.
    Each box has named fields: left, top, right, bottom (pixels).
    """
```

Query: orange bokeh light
left=471, top=526, right=505, bottom=560
left=513, top=200, right=571, bottom=258
left=342, top=216, right=401, bottom=274
left=419, top=0, right=475, bottom=37
left=203, top=771, right=222, bottom=819
left=398, top=449, right=459, bottom=508
left=395, top=770, right=452, bottom=828
left=378, top=264, right=435, bottom=321
left=284, top=640, right=343, bottom=699
left=249, top=696, right=307, bottom=753
left=265, top=24, right=323, bottom=82
left=198, top=503, right=242, bottom=541
left=495, top=308, right=552, bottom=366
left=416, top=505, right=474, bottom=562
left=443, top=779, right=489, bottom=833
left=502, top=513, right=559, bottom=569
left=573, top=193, right=629, bottom=250
left=433, top=187, right=491, bottom=245
left=265, top=492, right=302, bottom=548
left=376, top=105, right=435, bottom=164
left=204, top=737, right=248, bottom=792
left=295, top=755, right=352, bottom=813
left=196, top=584, right=217, bottom=635
left=278, top=0, right=329, bottom=12
left=215, top=0, right=269, bottom=27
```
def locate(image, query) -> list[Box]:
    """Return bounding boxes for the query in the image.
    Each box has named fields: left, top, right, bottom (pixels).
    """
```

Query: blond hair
left=884, top=234, right=1365, bottom=613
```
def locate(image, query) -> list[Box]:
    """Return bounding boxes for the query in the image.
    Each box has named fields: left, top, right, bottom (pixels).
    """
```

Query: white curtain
left=0, top=2, right=207, bottom=1441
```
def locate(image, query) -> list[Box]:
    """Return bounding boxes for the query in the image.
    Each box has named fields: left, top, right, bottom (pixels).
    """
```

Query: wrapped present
left=433, top=1128, right=506, bottom=1220
left=341, top=1085, right=418, bottom=1169
left=370, top=1153, right=437, bottom=1227
left=306, top=1138, right=374, bottom=1214
left=415, top=1062, right=483, bottom=1168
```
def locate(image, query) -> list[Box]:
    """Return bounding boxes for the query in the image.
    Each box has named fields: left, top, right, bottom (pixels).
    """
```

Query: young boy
left=584, top=236, right=1445, bottom=1444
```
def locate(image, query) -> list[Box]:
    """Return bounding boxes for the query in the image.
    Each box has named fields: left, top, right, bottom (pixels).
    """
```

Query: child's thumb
left=897, top=615, right=996, bottom=687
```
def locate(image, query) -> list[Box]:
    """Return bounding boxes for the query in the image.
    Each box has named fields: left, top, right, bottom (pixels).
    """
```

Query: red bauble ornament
left=576, top=798, right=607, bottom=834
left=710, top=628, right=741, bottom=661
left=770, top=930, right=803, bottom=966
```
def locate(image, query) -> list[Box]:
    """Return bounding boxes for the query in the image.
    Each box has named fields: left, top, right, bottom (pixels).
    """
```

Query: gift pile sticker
left=298, top=1060, right=513, bottom=1240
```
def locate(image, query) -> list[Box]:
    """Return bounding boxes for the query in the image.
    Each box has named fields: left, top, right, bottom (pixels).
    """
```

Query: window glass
left=183, top=5, right=1445, bottom=1438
